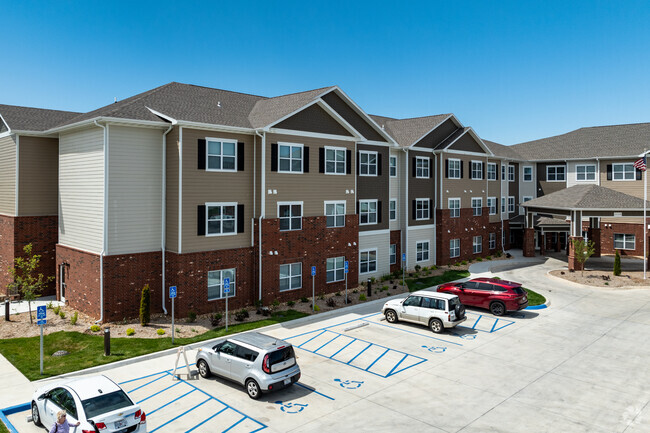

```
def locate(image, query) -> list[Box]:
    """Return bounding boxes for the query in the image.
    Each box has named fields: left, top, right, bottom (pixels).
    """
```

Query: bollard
left=4, top=301, right=9, bottom=322
left=104, top=327, right=110, bottom=356
left=367, top=278, right=372, bottom=297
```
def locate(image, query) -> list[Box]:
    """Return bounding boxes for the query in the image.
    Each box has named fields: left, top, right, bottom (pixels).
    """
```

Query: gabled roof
left=0, top=104, right=80, bottom=132
left=483, top=140, right=524, bottom=160
left=369, top=114, right=451, bottom=147
left=512, top=122, right=650, bottom=160
left=522, top=184, right=650, bottom=211
left=248, top=86, right=335, bottom=129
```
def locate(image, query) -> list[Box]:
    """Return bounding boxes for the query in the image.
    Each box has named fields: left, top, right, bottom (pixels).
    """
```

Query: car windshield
left=448, top=297, right=460, bottom=309
left=268, top=346, right=295, bottom=366
left=81, top=390, right=133, bottom=419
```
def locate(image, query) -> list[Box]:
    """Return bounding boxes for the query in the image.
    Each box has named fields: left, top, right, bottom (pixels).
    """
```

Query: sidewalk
left=3, top=296, right=63, bottom=316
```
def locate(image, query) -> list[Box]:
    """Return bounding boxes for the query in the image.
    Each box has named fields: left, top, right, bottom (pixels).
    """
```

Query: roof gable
left=274, top=103, right=353, bottom=137
left=448, top=131, right=486, bottom=154
left=413, top=117, right=459, bottom=149
left=0, top=104, right=80, bottom=132
left=321, top=91, right=388, bottom=143
left=248, top=86, right=334, bottom=129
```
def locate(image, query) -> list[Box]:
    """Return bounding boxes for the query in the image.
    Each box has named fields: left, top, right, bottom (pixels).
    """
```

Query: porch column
left=588, top=218, right=601, bottom=257
left=568, top=236, right=584, bottom=271
left=523, top=228, right=536, bottom=257
left=555, top=233, right=561, bottom=252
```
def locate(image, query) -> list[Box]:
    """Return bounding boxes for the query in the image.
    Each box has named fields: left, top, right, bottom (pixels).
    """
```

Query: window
left=390, top=244, right=396, bottom=265
left=521, top=196, right=532, bottom=214
left=489, top=233, right=496, bottom=249
left=389, top=156, right=397, bottom=177
left=207, top=138, right=237, bottom=171
left=326, top=257, right=345, bottom=282
left=448, top=158, right=461, bottom=179
left=415, top=198, right=430, bottom=220
left=614, top=233, right=635, bottom=250
left=278, top=143, right=303, bottom=173
left=279, top=263, right=302, bottom=291
left=325, top=201, right=345, bottom=228
left=613, top=163, right=635, bottom=180
left=325, top=146, right=346, bottom=174
left=546, top=165, right=566, bottom=181
left=278, top=202, right=302, bottom=231
left=501, top=197, right=506, bottom=214
left=508, top=165, right=515, bottom=182
left=471, top=161, right=483, bottom=180
left=472, top=198, right=482, bottom=216
left=416, top=157, right=430, bottom=178
left=416, top=241, right=430, bottom=262
left=487, top=163, right=497, bottom=181
left=576, top=164, right=596, bottom=181
left=523, top=166, right=533, bottom=182
left=207, top=203, right=237, bottom=236
left=473, top=236, right=482, bottom=254
left=208, top=268, right=235, bottom=300
left=360, top=250, right=377, bottom=273
left=501, top=164, right=506, bottom=181
left=450, top=239, right=460, bottom=258
left=359, top=151, right=378, bottom=176
left=359, top=200, right=378, bottom=225
left=487, top=197, right=497, bottom=215
left=508, top=196, right=515, bottom=213
left=448, top=198, right=460, bottom=218
left=389, top=199, right=397, bottom=221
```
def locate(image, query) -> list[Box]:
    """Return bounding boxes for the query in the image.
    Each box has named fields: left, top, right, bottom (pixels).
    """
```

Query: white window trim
left=415, top=198, right=430, bottom=221
left=546, top=165, right=566, bottom=182
left=471, top=160, right=483, bottom=180
left=324, top=200, right=346, bottom=228
left=448, top=197, right=460, bottom=218
left=450, top=238, right=460, bottom=258
left=207, top=268, right=236, bottom=300
left=471, top=197, right=483, bottom=216
left=614, top=233, right=635, bottom=250
left=326, top=256, right=345, bottom=283
left=523, top=196, right=533, bottom=202
left=359, top=248, right=378, bottom=274
left=205, top=202, right=238, bottom=237
left=508, top=165, right=515, bottom=182
left=489, top=233, right=496, bottom=250
left=448, top=158, right=461, bottom=179
left=487, top=162, right=497, bottom=181
left=206, top=137, right=238, bottom=172
left=508, top=196, right=515, bottom=213
left=523, top=165, right=533, bottom=182
left=324, top=145, right=347, bottom=175
left=501, top=197, right=506, bottom=213
left=416, top=156, right=430, bottom=179
left=416, top=240, right=430, bottom=263
left=389, top=155, right=397, bottom=177
left=389, top=198, right=397, bottom=221
left=279, top=262, right=302, bottom=292
left=277, top=201, right=303, bottom=231
left=359, top=150, right=378, bottom=177
left=575, top=164, right=597, bottom=181
left=612, top=163, right=635, bottom=181
left=359, top=199, right=378, bottom=225
left=278, top=142, right=304, bottom=174
left=488, top=197, right=497, bottom=215
left=389, top=244, right=397, bottom=265
left=473, top=235, right=482, bottom=254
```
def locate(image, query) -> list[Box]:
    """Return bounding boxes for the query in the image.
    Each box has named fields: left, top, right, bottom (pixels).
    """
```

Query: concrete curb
left=0, top=402, right=29, bottom=433
left=544, top=269, right=647, bottom=292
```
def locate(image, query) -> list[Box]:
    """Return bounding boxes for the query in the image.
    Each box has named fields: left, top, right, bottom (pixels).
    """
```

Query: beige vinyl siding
left=519, top=163, right=536, bottom=212
left=567, top=160, right=599, bottom=188
left=442, top=154, right=488, bottom=209
left=18, top=136, right=58, bottom=216
left=407, top=226, right=435, bottom=269
left=59, top=127, right=104, bottom=253
left=358, top=232, right=391, bottom=280
left=165, top=127, right=179, bottom=252
left=107, top=126, right=163, bottom=255
left=487, top=158, right=502, bottom=223
left=0, top=135, right=16, bottom=215
left=602, top=216, right=645, bottom=224
left=600, top=159, right=644, bottom=199
left=266, top=133, right=355, bottom=217
left=182, top=128, right=254, bottom=253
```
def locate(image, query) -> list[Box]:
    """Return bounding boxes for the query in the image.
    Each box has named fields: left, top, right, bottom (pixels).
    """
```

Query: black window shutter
left=357, top=151, right=360, bottom=175
left=460, top=161, right=464, bottom=178
left=445, top=159, right=449, bottom=178
left=637, top=166, right=643, bottom=180
left=430, top=199, right=434, bottom=219
left=304, top=146, right=309, bottom=173
left=319, top=147, right=325, bottom=173
left=377, top=201, right=382, bottom=223
left=237, top=204, right=245, bottom=233
left=481, top=162, right=485, bottom=178
left=346, top=150, right=352, bottom=174
left=237, top=142, right=245, bottom=171
left=413, top=157, right=417, bottom=177
left=496, top=163, right=499, bottom=180
left=412, top=200, right=416, bottom=219
left=607, top=164, right=612, bottom=181
left=356, top=201, right=360, bottom=214
left=198, top=139, right=206, bottom=170
left=197, top=205, right=206, bottom=236
left=469, top=163, right=473, bottom=180
left=428, top=159, right=432, bottom=178
left=271, top=143, right=278, bottom=172
left=377, top=154, right=382, bottom=176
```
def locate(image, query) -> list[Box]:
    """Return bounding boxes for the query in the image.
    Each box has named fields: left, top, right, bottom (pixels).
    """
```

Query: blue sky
left=1, top=0, right=649, bottom=144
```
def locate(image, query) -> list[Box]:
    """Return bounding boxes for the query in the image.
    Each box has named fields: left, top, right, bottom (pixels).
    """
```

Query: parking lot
left=4, top=256, right=650, bottom=432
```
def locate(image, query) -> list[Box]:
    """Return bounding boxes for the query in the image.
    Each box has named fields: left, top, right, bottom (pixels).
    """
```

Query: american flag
left=634, top=156, right=647, bottom=171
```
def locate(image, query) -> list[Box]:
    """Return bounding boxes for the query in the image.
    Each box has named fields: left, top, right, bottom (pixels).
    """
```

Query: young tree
left=140, top=284, right=151, bottom=326
left=571, top=238, right=596, bottom=277
left=8, top=243, right=53, bottom=324
left=613, top=249, right=621, bottom=276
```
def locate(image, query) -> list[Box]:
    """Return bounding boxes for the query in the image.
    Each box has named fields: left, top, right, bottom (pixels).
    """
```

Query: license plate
left=284, top=378, right=291, bottom=385
left=115, top=419, right=127, bottom=429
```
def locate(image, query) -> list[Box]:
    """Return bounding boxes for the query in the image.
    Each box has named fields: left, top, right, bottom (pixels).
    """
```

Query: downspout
left=161, top=123, right=174, bottom=315
left=178, top=127, right=183, bottom=254
left=403, top=147, right=409, bottom=268
left=94, top=120, right=107, bottom=324
left=252, top=134, right=256, bottom=246
left=432, top=152, right=437, bottom=265
left=501, top=159, right=506, bottom=253
left=15, top=135, right=19, bottom=216
left=255, top=129, right=266, bottom=301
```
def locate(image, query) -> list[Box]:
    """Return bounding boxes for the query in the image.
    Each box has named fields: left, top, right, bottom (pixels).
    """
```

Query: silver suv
left=195, top=332, right=301, bottom=399
left=382, top=290, right=466, bottom=333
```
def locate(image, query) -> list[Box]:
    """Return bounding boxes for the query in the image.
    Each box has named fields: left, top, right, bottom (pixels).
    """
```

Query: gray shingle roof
left=0, top=104, right=80, bottom=131
left=483, top=140, right=524, bottom=160
left=522, top=184, right=650, bottom=210
left=369, top=114, right=450, bottom=147
left=248, top=86, right=335, bottom=129
left=512, top=123, right=650, bottom=160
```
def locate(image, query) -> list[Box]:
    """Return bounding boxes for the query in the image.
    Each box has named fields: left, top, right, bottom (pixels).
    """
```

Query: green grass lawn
left=0, top=310, right=307, bottom=381
left=0, top=420, right=9, bottom=433
left=405, top=270, right=470, bottom=292
left=524, top=288, right=546, bottom=306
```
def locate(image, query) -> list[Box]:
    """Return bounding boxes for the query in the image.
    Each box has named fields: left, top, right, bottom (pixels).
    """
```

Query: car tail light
left=140, top=411, right=146, bottom=424
left=95, top=422, right=107, bottom=430
left=268, top=384, right=273, bottom=390
left=262, top=354, right=271, bottom=374
left=82, top=430, right=96, bottom=433
left=134, top=410, right=141, bottom=419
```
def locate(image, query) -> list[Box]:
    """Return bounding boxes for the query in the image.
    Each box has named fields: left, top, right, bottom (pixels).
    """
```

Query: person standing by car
left=49, top=410, right=80, bottom=433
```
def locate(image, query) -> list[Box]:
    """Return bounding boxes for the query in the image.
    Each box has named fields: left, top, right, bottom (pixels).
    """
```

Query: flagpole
left=645, top=149, right=647, bottom=280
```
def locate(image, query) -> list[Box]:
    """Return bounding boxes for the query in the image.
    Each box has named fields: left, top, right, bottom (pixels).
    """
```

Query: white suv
left=382, top=290, right=466, bottom=333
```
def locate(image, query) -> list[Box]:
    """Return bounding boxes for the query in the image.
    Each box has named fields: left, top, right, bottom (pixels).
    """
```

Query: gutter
left=161, top=122, right=175, bottom=315
left=93, top=120, right=107, bottom=324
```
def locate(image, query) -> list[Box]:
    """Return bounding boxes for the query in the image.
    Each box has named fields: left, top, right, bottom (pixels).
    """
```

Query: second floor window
left=359, top=151, right=378, bottom=176
left=501, top=197, right=506, bottom=214
left=613, top=163, right=635, bottom=180
left=576, top=165, right=596, bottom=181
left=471, top=161, right=483, bottom=180
left=448, top=159, right=461, bottom=179
left=508, top=196, right=515, bottom=213
left=449, top=198, right=460, bottom=218
left=279, top=203, right=302, bottom=231
left=325, top=201, right=345, bottom=228
left=472, top=198, right=482, bottom=216
left=279, top=143, right=303, bottom=173
left=487, top=163, right=497, bottom=180
left=389, top=156, right=397, bottom=177
left=415, top=199, right=430, bottom=220
left=359, top=200, right=378, bottom=224
left=207, top=139, right=237, bottom=171
left=389, top=199, right=397, bottom=220
left=207, top=204, right=236, bottom=235
left=416, top=157, right=430, bottom=178
left=488, top=197, right=497, bottom=215
left=523, top=166, right=533, bottom=181
left=547, top=165, right=566, bottom=181
left=325, top=147, right=346, bottom=174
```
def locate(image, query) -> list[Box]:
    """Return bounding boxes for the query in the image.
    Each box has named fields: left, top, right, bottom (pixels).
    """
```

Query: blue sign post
left=344, top=261, right=349, bottom=304
left=170, top=286, right=177, bottom=344
left=310, top=268, right=315, bottom=311
left=37, top=306, right=46, bottom=375
left=224, top=278, right=230, bottom=330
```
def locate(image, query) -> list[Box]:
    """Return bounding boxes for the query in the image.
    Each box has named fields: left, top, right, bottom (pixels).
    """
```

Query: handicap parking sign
left=402, top=253, right=406, bottom=262
left=37, top=305, right=46, bottom=325
left=223, top=278, right=230, bottom=293
left=344, top=261, right=349, bottom=273
left=169, top=286, right=177, bottom=299
left=311, top=266, right=316, bottom=276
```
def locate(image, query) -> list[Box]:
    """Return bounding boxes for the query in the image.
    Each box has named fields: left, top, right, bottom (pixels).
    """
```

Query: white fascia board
left=410, top=146, right=434, bottom=153
left=177, top=120, right=254, bottom=135
left=267, top=128, right=357, bottom=142
left=145, top=107, right=178, bottom=125
left=0, top=131, right=12, bottom=139
left=358, top=140, right=394, bottom=147
left=358, top=229, right=391, bottom=236
left=407, top=224, right=436, bottom=230
left=407, top=114, right=454, bottom=149
left=444, top=148, right=491, bottom=157
left=522, top=204, right=647, bottom=212
left=530, top=155, right=643, bottom=162
left=47, top=117, right=171, bottom=134
left=0, top=113, right=10, bottom=134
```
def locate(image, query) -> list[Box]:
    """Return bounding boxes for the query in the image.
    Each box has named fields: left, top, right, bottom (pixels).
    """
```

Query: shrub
left=414, top=265, right=421, bottom=272
left=209, top=313, right=222, bottom=328
left=126, top=328, right=135, bottom=336
left=461, top=260, right=468, bottom=265
left=614, top=250, right=621, bottom=276
left=272, top=299, right=280, bottom=307
left=431, top=265, right=438, bottom=270
left=300, top=297, right=309, bottom=303
left=70, top=311, right=78, bottom=325
left=485, top=256, right=492, bottom=260
left=46, top=301, right=53, bottom=310
left=59, top=310, right=66, bottom=319
left=318, top=294, right=325, bottom=300
left=187, top=311, right=197, bottom=323
left=287, top=300, right=295, bottom=307
left=90, top=324, right=101, bottom=332
left=156, top=329, right=165, bottom=335
left=495, top=251, right=503, bottom=258
left=314, top=305, right=320, bottom=311
left=336, top=291, right=341, bottom=296
left=359, top=293, right=367, bottom=301
left=140, top=284, right=151, bottom=326
left=382, top=285, right=388, bottom=291
left=326, top=297, right=337, bottom=308
left=353, top=289, right=358, bottom=294
left=477, top=257, right=483, bottom=262
left=53, top=305, right=61, bottom=315
left=234, top=308, right=249, bottom=322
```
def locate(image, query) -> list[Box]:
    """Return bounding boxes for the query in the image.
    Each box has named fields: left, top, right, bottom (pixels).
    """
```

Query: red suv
left=437, top=278, right=528, bottom=316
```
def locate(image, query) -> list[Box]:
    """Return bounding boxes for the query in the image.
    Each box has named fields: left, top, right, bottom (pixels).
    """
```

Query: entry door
left=59, top=264, right=66, bottom=301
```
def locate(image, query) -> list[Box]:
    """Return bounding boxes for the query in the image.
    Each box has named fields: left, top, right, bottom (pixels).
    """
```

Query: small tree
left=571, top=238, right=596, bottom=276
left=613, top=250, right=621, bottom=276
left=140, top=284, right=150, bottom=326
left=8, top=243, right=53, bottom=324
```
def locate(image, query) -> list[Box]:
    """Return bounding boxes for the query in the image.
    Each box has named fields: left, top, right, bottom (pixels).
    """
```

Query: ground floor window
left=450, top=239, right=460, bottom=258
left=208, top=268, right=236, bottom=300
left=360, top=250, right=377, bottom=273
left=327, top=256, right=345, bottom=282
left=389, top=244, right=397, bottom=265
left=614, top=233, right=635, bottom=250
left=473, top=236, right=482, bottom=254
left=279, top=263, right=302, bottom=291
left=489, top=232, right=496, bottom=250
left=416, top=241, right=430, bottom=262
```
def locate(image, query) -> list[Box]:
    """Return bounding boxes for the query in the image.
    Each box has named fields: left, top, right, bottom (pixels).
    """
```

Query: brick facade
left=56, top=244, right=101, bottom=318
left=600, top=221, right=650, bottom=257
left=0, top=215, right=15, bottom=293
left=436, top=207, right=499, bottom=265
left=390, top=230, right=401, bottom=274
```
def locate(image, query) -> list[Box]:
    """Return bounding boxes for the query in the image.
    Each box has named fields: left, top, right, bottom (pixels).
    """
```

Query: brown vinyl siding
left=408, top=150, right=436, bottom=226
left=274, top=104, right=353, bottom=137
left=449, top=133, right=486, bottom=153
left=599, top=159, right=645, bottom=199
left=18, top=136, right=58, bottom=216
left=321, top=92, right=386, bottom=142
left=265, top=133, right=355, bottom=218
left=536, top=162, right=567, bottom=196
left=0, top=135, right=16, bottom=215
left=357, top=143, right=389, bottom=231
left=415, top=118, right=458, bottom=149
left=441, top=154, right=488, bottom=206
left=165, top=127, right=179, bottom=252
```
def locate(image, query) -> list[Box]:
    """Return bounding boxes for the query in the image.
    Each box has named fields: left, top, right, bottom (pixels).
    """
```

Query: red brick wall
left=436, top=207, right=493, bottom=265
left=390, top=230, right=401, bottom=274
left=0, top=215, right=15, bottom=294
left=259, top=215, right=359, bottom=304
left=14, top=216, right=57, bottom=296
left=56, top=245, right=101, bottom=319
left=600, top=221, right=650, bottom=257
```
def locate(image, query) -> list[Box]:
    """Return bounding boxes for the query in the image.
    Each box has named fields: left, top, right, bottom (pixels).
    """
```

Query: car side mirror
left=37, top=393, right=47, bottom=401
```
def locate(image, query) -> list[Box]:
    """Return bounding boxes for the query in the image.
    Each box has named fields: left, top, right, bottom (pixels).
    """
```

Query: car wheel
left=490, top=302, right=506, bottom=316
left=429, top=318, right=443, bottom=334
left=32, top=402, right=42, bottom=427
left=246, top=379, right=261, bottom=399
left=197, top=359, right=211, bottom=378
left=385, top=309, right=398, bottom=323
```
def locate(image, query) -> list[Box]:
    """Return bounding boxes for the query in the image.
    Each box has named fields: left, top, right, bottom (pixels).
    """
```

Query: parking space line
left=223, top=416, right=247, bottom=433
left=130, top=372, right=168, bottom=393
left=314, top=334, right=340, bottom=352
left=470, top=315, right=482, bottom=329
left=136, top=381, right=182, bottom=404
left=119, top=370, right=170, bottom=385
left=185, top=406, right=229, bottom=433
left=365, top=348, right=389, bottom=371
left=346, top=342, right=372, bottom=365
left=299, top=330, right=327, bottom=347
left=330, top=338, right=356, bottom=358
left=295, top=382, right=335, bottom=401
left=148, top=388, right=196, bottom=415
left=387, top=354, right=409, bottom=376
left=149, top=397, right=211, bottom=433
left=457, top=312, right=515, bottom=333
left=359, top=319, right=463, bottom=346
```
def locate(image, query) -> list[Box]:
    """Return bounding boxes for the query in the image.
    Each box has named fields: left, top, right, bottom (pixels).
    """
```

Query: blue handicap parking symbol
left=37, top=306, right=46, bottom=320
left=344, top=261, right=349, bottom=273
left=451, top=332, right=476, bottom=340
left=402, top=253, right=406, bottom=262
left=334, top=379, right=364, bottom=389
left=311, top=266, right=316, bottom=276
left=169, top=286, right=177, bottom=299
left=275, top=401, right=308, bottom=413
left=422, top=345, right=447, bottom=353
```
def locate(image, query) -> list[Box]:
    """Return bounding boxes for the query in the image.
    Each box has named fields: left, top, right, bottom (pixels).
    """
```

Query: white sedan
left=31, top=374, right=147, bottom=433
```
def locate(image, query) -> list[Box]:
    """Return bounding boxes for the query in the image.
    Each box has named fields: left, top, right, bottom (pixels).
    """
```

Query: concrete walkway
left=2, top=296, right=64, bottom=316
